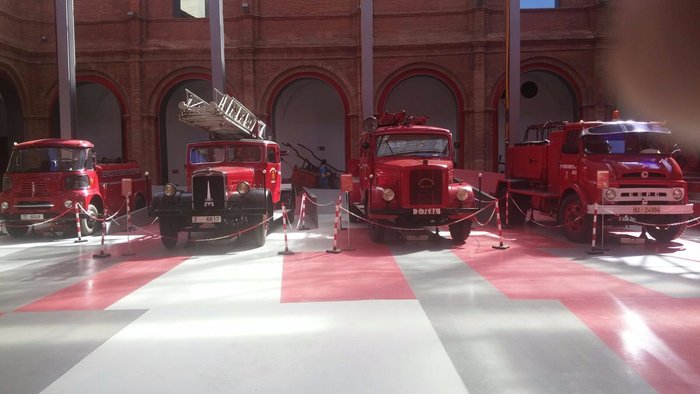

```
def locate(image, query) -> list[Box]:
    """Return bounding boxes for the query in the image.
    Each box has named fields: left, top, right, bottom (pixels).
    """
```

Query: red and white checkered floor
left=1, top=190, right=700, bottom=394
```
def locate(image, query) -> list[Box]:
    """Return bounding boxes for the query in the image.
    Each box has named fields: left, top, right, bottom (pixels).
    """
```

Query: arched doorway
left=272, top=77, right=346, bottom=181
left=0, top=77, right=24, bottom=172
left=379, top=73, right=462, bottom=165
left=158, top=79, right=210, bottom=186
left=50, top=81, right=124, bottom=161
left=496, top=70, right=578, bottom=171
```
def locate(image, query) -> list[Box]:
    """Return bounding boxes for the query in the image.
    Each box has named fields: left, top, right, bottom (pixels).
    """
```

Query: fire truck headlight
left=237, top=181, right=250, bottom=195
left=456, top=187, right=470, bottom=201
left=605, top=189, right=616, bottom=201
left=1, top=201, right=8, bottom=211
left=64, top=200, right=73, bottom=209
left=672, top=188, right=684, bottom=201
left=382, top=188, right=395, bottom=202
left=163, top=183, right=177, bottom=197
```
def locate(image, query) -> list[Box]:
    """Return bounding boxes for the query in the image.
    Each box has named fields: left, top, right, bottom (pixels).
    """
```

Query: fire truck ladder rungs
left=178, top=89, right=266, bottom=139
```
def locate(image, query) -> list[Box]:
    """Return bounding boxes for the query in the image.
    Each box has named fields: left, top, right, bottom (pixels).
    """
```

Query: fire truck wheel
left=497, top=187, right=527, bottom=225
left=349, top=203, right=363, bottom=223
left=449, top=220, right=472, bottom=243
left=249, top=214, right=268, bottom=247
left=369, top=223, right=385, bottom=243
left=80, top=204, right=101, bottom=236
left=5, top=223, right=28, bottom=237
left=134, top=195, right=146, bottom=211
left=645, top=220, right=687, bottom=243
left=558, top=194, right=593, bottom=243
left=159, top=219, right=179, bottom=249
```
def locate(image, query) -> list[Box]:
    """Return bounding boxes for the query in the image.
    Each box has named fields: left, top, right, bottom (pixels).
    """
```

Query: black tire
left=558, top=193, right=593, bottom=243
left=80, top=203, right=101, bottom=236
left=349, top=203, right=363, bottom=223
left=250, top=213, right=268, bottom=247
left=497, top=187, right=528, bottom=225
left=449, top=220, right=472, bottom=244
left=5, top=223, right=28, bottom=238
left=133, top=194, right=146, bottom=211
left=159, top=218, right=179, bottom=249
left=645, top=215, right=688, bottom=242
left=369, top=223, right=385, bottom=243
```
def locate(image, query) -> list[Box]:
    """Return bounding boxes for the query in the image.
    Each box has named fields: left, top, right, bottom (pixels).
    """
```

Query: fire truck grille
left=18, top=180, right=50, bottom=197
left=193, top=175, right=225, bottom=210
left=621, top=172, right=665, bottom=179
left=409, top=169, right=444, bottom=205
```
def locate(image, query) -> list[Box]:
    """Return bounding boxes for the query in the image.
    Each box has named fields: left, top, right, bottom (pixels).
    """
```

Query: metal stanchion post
left=343, top=191, right=355, bottom=251
left=492, top=199, right=510, bottom=250
left=73, top=202, right=87, bottom=243
left=298, top=193, right=310, bottom=230
left=326, top=194, right=342, bottom=254
left=587, top=203, right=603, bottom=255
left=278, top=203, right=295, bottom=255
left=93, top=206, right=111, bottom=258
left=123, top=194, right=135, bottom=256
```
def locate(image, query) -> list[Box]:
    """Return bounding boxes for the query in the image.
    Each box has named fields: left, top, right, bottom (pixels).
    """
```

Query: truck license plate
left=20, top=213, right=44, bottom=220
left=413, top=208, right=441, bottom=215
left=632, top=206, right=661, bottom=214
left=192, top=216, right=221, bottom=223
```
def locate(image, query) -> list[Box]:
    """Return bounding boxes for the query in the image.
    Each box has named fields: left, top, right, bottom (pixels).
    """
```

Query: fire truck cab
left=501, top=120, right=694, bottom=242
left=352, top=112, right=477, bottom=243
left=150, top=89, right=294, bottom=249
left=0, top=138, right=150, bottom=237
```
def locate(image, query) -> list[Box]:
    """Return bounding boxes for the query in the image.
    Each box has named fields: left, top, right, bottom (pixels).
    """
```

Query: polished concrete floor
left=1, top=189, right=699, bottom=394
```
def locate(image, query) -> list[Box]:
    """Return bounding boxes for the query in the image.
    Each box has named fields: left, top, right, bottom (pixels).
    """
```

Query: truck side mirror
left=454, top=141, right=460, bottom=148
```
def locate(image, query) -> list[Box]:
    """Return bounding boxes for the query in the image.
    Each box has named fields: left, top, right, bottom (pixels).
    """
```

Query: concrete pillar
left=55, top=0, right=77, bottom=139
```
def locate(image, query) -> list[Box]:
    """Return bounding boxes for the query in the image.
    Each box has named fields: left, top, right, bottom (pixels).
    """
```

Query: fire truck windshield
left=7, top=147, right=90, bottom=173
left=583, top=132, right=671, bottom=155
left=376, top=134, right=449, bottom=158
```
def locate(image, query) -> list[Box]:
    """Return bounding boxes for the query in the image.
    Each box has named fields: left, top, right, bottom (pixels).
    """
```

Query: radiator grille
left=193, top=174, right=225, bottom=210
left=18, top=180, right=50, bottom=197
left=409, top=168, right=443, bottom=205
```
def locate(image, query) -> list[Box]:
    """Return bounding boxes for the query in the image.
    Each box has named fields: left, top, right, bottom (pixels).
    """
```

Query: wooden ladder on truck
left=178, top=88, right=267, bottom=139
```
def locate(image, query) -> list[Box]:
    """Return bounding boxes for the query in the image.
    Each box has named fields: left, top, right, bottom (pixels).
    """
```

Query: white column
left=209, top=0, right=226, bottom=94
left=361, top=0, right=373, bottom=119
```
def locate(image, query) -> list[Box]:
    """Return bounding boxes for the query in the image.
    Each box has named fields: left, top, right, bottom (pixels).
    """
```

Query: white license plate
left=20, top=213, right=44, bottom=220
left=413, top=208, right=441, bottom=215
left=192, top=216, right=221, bottom=223
left=632, top=206, right=661, bottom=214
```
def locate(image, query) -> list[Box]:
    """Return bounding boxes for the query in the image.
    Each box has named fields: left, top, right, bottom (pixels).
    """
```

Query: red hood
left=590, top=156, right=683, bottom=180
left=377, top=158, right=452, bottom=170
left=193, top=165, right=255, bottom=182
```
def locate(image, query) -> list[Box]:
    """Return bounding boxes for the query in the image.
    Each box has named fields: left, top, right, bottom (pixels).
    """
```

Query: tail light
left=64, top=174, right=91, bottom=190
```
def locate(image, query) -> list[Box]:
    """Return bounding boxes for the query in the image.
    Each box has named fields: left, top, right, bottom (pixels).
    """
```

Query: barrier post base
left=492, top=242, right=510, bottom=250
left=298, top=225, right=310, bottom=231
left=93, top=250, right=111, bottom=258
left=278, top=248, right=295, bottom=256
left=325, top=248, right=342, bottom=254
left=74, top=239, right=87, bottom=243
left=586, top=247, right=604, bottom=255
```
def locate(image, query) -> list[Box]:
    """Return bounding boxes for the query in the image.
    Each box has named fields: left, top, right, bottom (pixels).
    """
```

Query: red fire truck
left=349, top=112, right=477, bottom=243
left=150, top=89, right=294, bottom=249
left=0, top=138, right=150, bottom=237
left=461, top=119, right=694, bottom=243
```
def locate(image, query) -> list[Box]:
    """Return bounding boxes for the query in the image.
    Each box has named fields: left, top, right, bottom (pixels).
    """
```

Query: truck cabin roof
left=14, top=138, right=94, bottom=149
left=581, top=121, right=670, bottom=136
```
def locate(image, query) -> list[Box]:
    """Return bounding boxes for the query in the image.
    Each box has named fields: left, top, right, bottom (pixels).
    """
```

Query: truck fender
left=150, top=191, right=192, bottom=210
left=230, top=189, right=271, bottom=213
left=559, top=185, right=588, bottom=212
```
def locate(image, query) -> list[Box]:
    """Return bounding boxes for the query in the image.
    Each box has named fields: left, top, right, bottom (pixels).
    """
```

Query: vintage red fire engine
left=0, top=138, right=150, bottom=237
left=150, top=89, right=294, bottom=249
left=463, top=118, right=694, bottom=243
left=350, top=112, right=477, bottom=243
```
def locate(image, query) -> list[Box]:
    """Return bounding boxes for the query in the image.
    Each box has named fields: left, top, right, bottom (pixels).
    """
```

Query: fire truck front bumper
left=586, top=204, right=695, bottom=216
left=369, top=207, right=478, bottom=225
